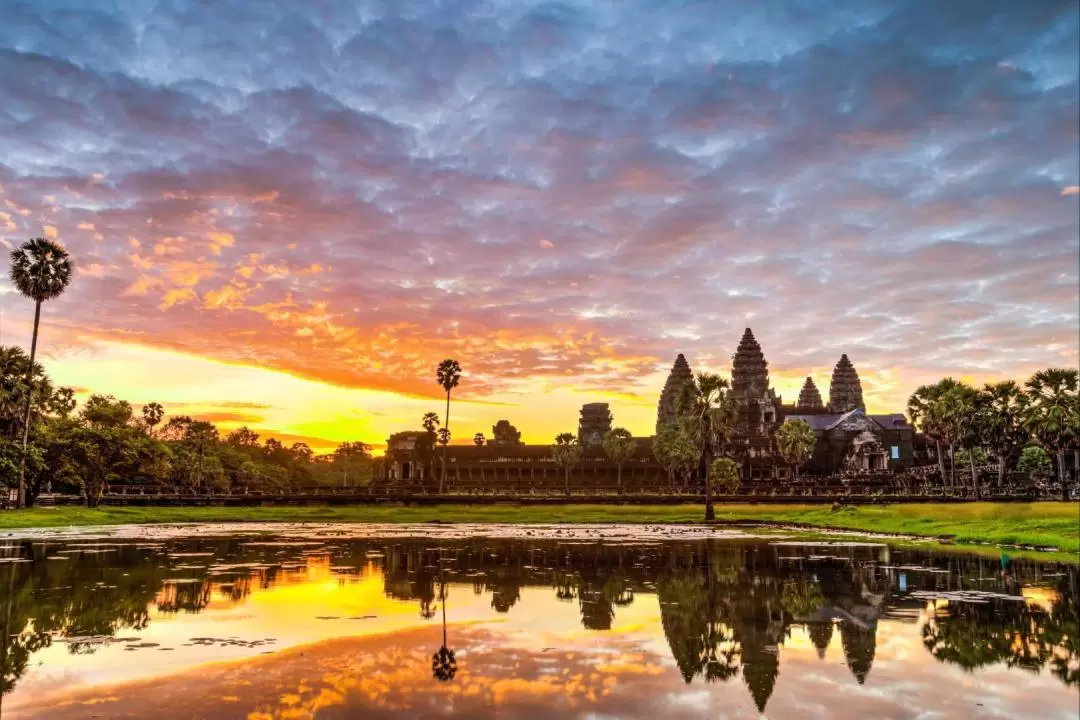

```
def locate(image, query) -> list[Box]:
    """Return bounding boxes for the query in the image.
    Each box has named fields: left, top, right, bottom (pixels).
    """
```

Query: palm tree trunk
left=703, top=446, right=714, bottom=522
left=617, top=464, right=622, bottom=494
left=16, top=301, right=42, bottom=509
left=1058, top=449, right=1068, bottom=501
left=564, top=467, right=570, bottom=496
left=949, top=443, right=956, bottom=486
left=997, top=453, right=1005, bottom=487
left=969, top=450, right=978, bottom=499
left=935, top=441, right=946, bottom=486
left=441, top=392, right=450, bottom=494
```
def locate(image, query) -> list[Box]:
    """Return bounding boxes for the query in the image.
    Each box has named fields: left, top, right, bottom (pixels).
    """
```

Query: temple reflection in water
left=1, top=537, right=1076, bottom=716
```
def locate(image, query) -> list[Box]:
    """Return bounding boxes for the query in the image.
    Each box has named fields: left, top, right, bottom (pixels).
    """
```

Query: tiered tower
left=578, top=403, right=613, bottom=446
left=656, top=353, right=693, bottom=432
left=796, top=377, right=824, bottom=410
left=731, top=328, right=770, bottom=398
left=828, top=354, right=865, bottom=412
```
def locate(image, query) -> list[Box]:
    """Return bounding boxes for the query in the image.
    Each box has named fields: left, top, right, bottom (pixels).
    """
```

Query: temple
left=373, top=328, right=916, bottom=491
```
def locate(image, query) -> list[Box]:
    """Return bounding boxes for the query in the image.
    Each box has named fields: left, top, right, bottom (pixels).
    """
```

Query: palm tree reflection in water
left=432, top=550, right=458, bottom=682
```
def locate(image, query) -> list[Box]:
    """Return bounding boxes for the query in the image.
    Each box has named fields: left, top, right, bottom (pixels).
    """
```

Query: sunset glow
left=0, top=1, right=1076, bottom=450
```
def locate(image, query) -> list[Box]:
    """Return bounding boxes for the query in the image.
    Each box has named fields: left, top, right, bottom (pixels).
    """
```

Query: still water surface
left=1, top=524, right=1076, bottom=719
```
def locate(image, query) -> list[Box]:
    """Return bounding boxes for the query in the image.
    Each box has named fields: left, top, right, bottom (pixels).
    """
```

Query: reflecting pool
left=0, top=524, right=1076, bottom=719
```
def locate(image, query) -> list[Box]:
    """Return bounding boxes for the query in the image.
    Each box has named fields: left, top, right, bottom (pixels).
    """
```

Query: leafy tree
left=159, top=415, right=194, bottom=441
left=225, top=426, right=261, bottom=449
left=551, top=432, right=582, bottom=496
left=436, top=359, right=462, bottom=493
left=82, top=394, right=134, bottom=427
left=709, top=457, right=740, bottom=494
left=1018, top=446, right=1053, bottom=482
left=1024, top=368, right=1079, bottom=498
left=774, top=419, right=816, bottom=481
left=652, top=424, right=696, bottom=493
left=9, top=237, right=73, bottom=507
left=473, top=433, right=485, bottom=446
left=141, top=402, right=164, bottom=438
left=601, top=428, right=636, bottom=491
left=66, top=423, right=144, bottom=506
left=332, top=441, right=373, bottom=487
left=953, top=447, right=989, bottom=469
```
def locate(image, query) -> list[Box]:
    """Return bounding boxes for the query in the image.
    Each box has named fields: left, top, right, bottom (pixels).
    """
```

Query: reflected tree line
left=1, top=540, right=1076, bottom=712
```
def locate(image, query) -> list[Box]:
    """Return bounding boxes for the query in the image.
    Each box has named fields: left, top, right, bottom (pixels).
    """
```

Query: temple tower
left=731, top=328, right=770, bottom=398
left=828, top=354, right=865, bottom=412
left=656, top=353, right=693, bottom=432
left=797, top=377, right=824, bottom=410
left=578, top=403, right=613, bottom=447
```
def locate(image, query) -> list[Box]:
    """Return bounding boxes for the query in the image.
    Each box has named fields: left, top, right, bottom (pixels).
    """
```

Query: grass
left=1, top=502, right=1076, bottom=558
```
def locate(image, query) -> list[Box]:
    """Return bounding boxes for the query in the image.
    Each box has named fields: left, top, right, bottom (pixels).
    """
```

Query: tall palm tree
left=908, top=378, right=962, bottom=486
left=436, top=359, right=462, bottom=494
left=552, top=432, right=582, bottom=496
left=675, top=373, right=737, bottom=522
left=422, top=412, right=440, bottom=486
left=432, top=551, right=457, bottom=682
left=979, top=381, right=1028, bottom=487
left=10, top=238, right=73, bottom=508
left=939, top=384, right=980, bottom=493
left=1024, top=368, right=1079, bottom=499
left=142, top=402, right=165, bottom=438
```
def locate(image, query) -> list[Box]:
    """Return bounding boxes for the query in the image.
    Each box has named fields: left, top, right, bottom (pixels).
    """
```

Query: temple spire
left=656, top=353, right=693, bottom=432
left=731, top=327, right=769, bottom=398
left=828, top=354, right=865, bottom=412
left=797, top=376, right=824, bottom=409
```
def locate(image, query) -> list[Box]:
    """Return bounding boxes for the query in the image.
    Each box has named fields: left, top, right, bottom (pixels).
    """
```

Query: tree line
left=0, top=348, right=374, bottom=506
left=908, top=370, right=1079, bottom=499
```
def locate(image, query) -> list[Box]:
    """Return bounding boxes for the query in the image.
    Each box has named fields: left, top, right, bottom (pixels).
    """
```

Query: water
left=0, top=524, right=1076, bottom=719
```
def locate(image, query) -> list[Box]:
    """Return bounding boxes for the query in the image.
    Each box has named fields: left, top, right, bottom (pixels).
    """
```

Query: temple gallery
left=374, top=329, right=918, bottom=492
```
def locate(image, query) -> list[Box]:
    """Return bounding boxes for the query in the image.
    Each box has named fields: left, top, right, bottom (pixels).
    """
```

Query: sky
left=0, top=0, right=1077, bottom=452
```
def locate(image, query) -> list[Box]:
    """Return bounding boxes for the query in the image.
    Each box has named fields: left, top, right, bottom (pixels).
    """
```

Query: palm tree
left=675, top=373, right=737, bottom=522
left=431, top=552, right=457, bottom=682
left=436, top=359, right=462, bottom=493
left=939, top=384, right=981, bottom=494
left=10, top=237, right=73, bottom=508
left=142, top=402, right=164, bottom=438
left=1024, top=368, right=1079, bottom=499
left=422, top=412, right=440, bottom=486
left=602, top=428, right=636, bottom=492
left=908, top=378, right=962, bottom=486
left=978, top=381, right=1028, bottom=487
left=473, top=433, right=485, bottom=446
left=774, top=419, right=816, bottom=481
left=552, top=432, right=582, bottom=496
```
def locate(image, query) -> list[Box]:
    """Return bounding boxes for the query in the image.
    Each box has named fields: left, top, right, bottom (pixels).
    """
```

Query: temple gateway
left=373, top=328, right=916, bottom=492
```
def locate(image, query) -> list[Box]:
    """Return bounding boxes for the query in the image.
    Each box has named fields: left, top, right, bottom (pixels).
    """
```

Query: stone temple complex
left=373, top=328, right=916, bottom=491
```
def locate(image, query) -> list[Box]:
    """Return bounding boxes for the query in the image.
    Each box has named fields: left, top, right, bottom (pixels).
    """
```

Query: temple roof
left=785, top=409, right=910, bottom=432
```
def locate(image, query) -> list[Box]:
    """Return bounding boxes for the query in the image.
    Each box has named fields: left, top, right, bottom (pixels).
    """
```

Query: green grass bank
left=1, top=502, right=1076, bottom=556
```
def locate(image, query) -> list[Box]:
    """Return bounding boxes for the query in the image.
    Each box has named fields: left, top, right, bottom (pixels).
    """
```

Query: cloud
left=0, top=0, right=1075, bottom=417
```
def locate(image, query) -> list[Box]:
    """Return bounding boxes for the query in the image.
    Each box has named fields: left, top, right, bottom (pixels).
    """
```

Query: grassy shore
left=1, top=502, right=1076, bottom=555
